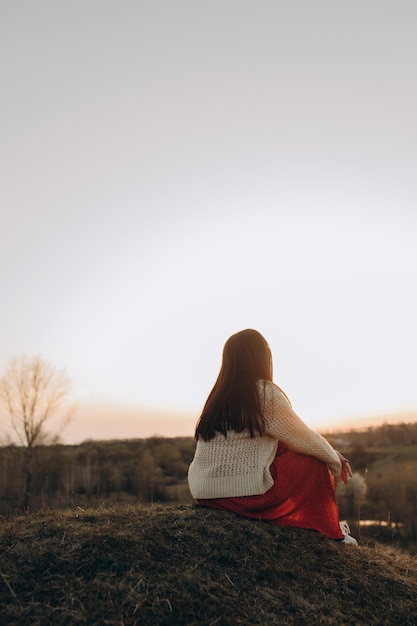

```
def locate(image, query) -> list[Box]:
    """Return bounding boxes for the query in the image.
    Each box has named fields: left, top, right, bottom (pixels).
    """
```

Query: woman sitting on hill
left=188, top=329, right=357, bottom=544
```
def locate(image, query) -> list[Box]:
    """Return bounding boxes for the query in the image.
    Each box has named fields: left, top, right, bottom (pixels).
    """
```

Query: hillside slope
left=1, top=504, right=416, bottom=625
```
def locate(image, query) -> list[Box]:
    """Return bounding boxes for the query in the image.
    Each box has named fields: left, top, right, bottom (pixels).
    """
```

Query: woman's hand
left=335, top=450, right=352, bottom=484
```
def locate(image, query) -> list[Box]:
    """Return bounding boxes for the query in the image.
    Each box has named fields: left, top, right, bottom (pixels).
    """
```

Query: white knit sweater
left=188, top=380, right=341, bottom=499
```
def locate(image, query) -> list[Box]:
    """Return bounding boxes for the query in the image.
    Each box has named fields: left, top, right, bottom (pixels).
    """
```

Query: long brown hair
left=195, top=329, right=273, bottom=441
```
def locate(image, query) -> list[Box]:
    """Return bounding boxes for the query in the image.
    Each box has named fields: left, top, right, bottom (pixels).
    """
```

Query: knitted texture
left=188, top=380, right=341, bottom=499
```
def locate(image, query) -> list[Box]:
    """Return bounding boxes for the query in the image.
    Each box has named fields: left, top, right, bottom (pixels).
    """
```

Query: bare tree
left=0, top=354, right=72, bottom=509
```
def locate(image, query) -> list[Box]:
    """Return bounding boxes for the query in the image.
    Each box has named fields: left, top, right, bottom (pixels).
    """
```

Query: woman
left=188, top=329, right=357, bottom=544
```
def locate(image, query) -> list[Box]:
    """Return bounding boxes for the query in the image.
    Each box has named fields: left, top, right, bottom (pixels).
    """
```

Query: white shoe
left=339, top=521, right=358, bottom=545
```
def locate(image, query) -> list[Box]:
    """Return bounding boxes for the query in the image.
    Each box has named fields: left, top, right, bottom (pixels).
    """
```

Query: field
left=1, top=504, right=417, bottom=625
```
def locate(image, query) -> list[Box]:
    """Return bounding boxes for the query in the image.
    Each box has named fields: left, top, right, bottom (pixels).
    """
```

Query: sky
left=1, top=1, right=417, bottom=443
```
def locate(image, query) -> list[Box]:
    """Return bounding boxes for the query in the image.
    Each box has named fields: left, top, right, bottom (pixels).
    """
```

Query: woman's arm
left=263, top=382, right=342, bottom=478
left=335, top=450, right=353, bottom=484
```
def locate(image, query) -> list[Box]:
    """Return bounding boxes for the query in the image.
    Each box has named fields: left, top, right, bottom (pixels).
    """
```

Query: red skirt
left=198, top=443, right=344, bottom=539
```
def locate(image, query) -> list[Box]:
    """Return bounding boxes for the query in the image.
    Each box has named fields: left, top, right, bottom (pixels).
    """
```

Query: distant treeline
left=325, top=420, right=417, bottom=449
left=1, top=422, right=417, bottom=553
left=326, top=421, right=417, bottom=553
left=0, top=437, right=195, bottom=514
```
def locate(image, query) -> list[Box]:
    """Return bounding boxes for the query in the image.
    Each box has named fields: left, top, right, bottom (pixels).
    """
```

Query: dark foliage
left=0, top=437, right=196, bottom=512
left=1, top=424, right=417, bottom=553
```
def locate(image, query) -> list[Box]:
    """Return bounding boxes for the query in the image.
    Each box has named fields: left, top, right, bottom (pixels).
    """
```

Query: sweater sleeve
left=262, top=382, right=341, bottom=478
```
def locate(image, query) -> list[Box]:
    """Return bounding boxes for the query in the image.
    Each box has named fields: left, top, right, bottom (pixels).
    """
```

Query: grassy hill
left=1, top=504, right=417, bottom=625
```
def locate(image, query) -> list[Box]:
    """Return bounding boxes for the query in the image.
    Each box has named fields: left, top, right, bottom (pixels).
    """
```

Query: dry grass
left=1, top=504, right=417, bottom=625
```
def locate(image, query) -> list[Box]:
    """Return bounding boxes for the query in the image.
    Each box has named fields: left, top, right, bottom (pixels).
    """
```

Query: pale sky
left=1, top=1, right=417, bottom=443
